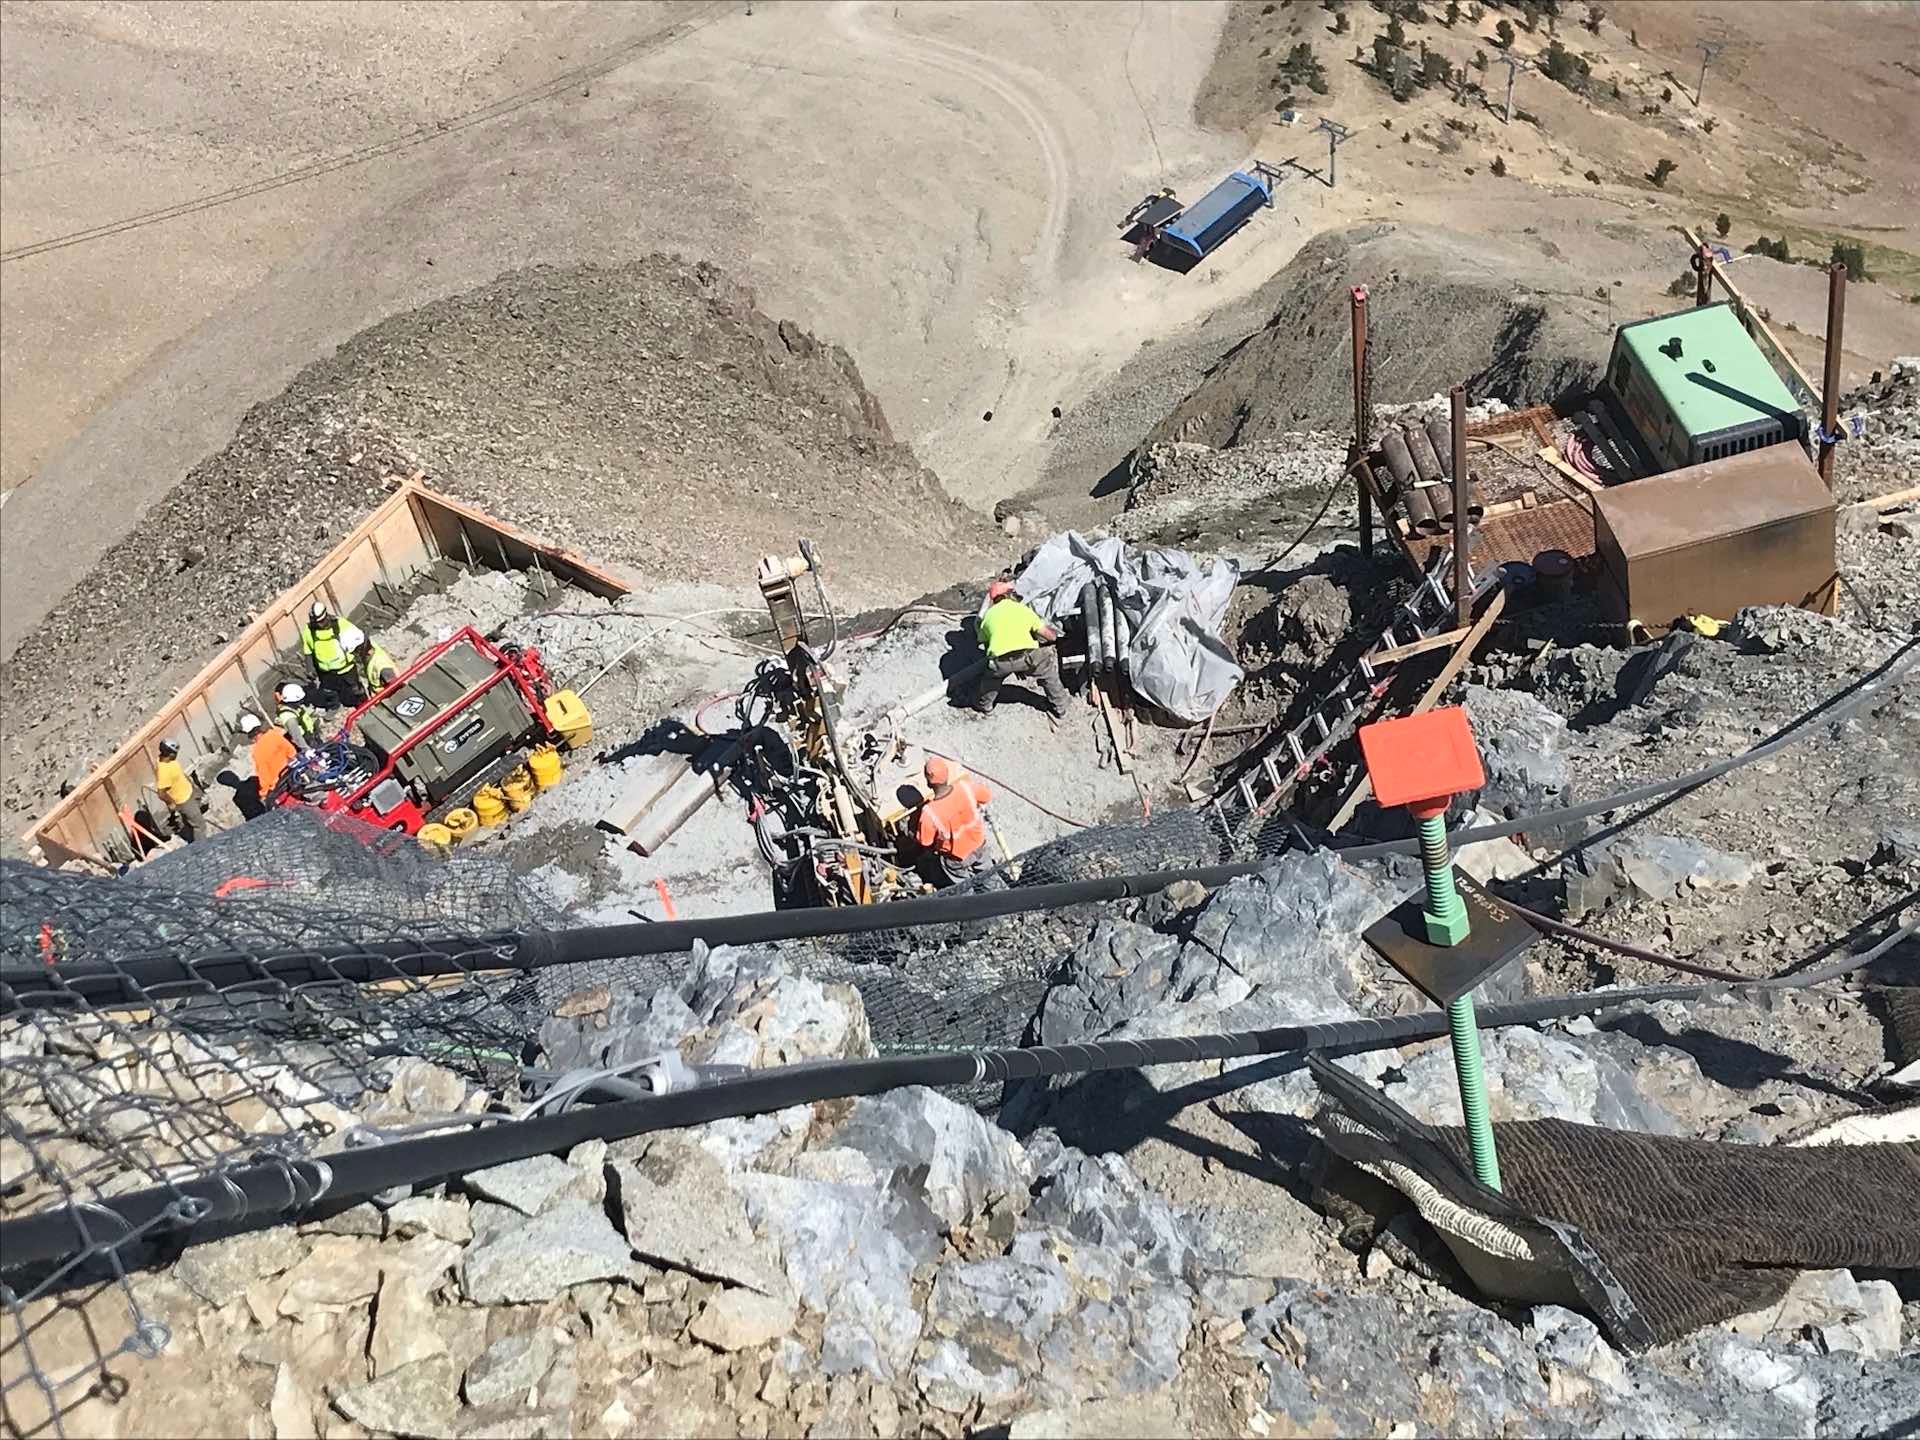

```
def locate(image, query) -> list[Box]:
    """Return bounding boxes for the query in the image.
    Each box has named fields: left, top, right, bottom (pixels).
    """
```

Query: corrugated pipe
left=0, top=981, right=1712, bottom=1271
left=1080, top=582, right=1103, bottom=673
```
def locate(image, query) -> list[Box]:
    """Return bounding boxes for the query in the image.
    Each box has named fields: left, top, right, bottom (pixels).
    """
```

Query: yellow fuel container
left=442, top=808, right=479, bottom=842
left=472, top=785, right=508, bottom=826
left=501, top=766, right=535, bottom=813
left=528, top=743, right=564, bottom=789
left=544, top=689, right=593, bottom=750
left=417, top=822, right=455, bottom=857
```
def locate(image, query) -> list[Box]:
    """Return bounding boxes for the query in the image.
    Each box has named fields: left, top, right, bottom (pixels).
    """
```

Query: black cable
left=8, top=635, right=1910, bottom=1010
left=0, top=980, right=1705, bottom=1270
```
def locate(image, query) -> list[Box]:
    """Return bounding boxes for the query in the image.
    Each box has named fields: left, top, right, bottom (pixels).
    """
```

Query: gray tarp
left=1012, top=532, right=1242, bottom=723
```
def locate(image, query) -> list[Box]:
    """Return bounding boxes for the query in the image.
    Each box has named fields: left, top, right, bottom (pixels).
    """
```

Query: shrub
left=1333, top=10, right=1351, bottom=31
left=1714, top=212, right=1731, bottom=237
left=1542, top=38, right=1589, bottom=90
left=1495, top=18, right=1515, bottom=46
left=1585, top=167, right=1601, bottom=182
left=1648, top=156, right=1677, bottom=187
left=1491, top=153, right=1507, bottom=175
left=1386, top=13, right=1408, bottom=45
left=1660, top=85, right=1672, bottom=102
left=1585, top=4, right=1603, bottom=33
left=1474, top=47, right=1488, bottom=68
left=1830, top=240, right=1870, bottom=280
left=1421, top=45, right=1451, bottom=85
left=1745, top=235, right=1791, bottom=262
left=1445, top=0, right=1460, bottom=24
left=1702, top=117, right=1716, bottom=134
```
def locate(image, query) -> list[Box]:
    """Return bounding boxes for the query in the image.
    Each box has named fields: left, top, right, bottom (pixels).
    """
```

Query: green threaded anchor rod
left=1447, top=990, right=1502, bottom=1190
left=1357, top=705, right=1503, bottom=1191
left=1418, top=810, right=1502, bottom=1191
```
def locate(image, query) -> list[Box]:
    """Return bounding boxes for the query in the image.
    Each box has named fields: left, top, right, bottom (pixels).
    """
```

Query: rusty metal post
left=1695, top=243, right=1712, bottom=306
left=1818, top=260, right=1847, bottom=488
left=1450, top=386, right=1470, bottom=623
left=1351, top=286, right=1372, bottom=557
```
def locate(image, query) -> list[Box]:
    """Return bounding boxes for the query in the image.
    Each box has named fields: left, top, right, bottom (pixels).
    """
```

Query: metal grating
left=1410, top=498, right=1599, bottom=572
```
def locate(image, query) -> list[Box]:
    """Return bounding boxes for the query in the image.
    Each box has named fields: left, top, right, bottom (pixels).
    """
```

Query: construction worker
left=150, top=738, right=204, bottom=843
left=300, top=601, right=357, bottom=706
left=973, top=579, right=1069, bottom=721
left=353, top=632, right=399, bottom=699
left=239, top=712, right=296, bottom=806
left=913, top=755, right=995, bottom=887
left=274, top=681, right=322, bottom=752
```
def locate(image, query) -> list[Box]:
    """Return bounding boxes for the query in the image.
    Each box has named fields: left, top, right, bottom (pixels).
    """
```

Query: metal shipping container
left=1159, top=170, right=1273, bottom=260
left=1592, top=446, right=1836, bottom=629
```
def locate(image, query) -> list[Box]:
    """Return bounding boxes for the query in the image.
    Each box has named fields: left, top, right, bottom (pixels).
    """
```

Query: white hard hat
left=239, top=712, right=262, bottom=735
left=309, top=600, right=329, bottom=621
left=339, top=623, right=366, bottom=652
left=280, top=682, right=306, bottom=704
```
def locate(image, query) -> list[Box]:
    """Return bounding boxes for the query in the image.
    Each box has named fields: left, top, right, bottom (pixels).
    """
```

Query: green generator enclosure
left=1601, top=301, right=1806, bottom=473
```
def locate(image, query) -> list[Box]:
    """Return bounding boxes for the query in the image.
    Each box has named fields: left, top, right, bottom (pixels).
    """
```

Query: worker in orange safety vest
left=239, top=712, right=297, bottom=807
left=913, top=755, right=995, bottom=887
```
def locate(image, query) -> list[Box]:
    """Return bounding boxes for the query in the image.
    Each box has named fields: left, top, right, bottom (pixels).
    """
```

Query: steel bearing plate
left=1363, top=872, right=1539, bottom=1007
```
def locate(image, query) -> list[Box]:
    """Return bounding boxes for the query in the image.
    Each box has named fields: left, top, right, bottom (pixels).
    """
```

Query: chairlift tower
left=1494, top=53, right=1523, bottom=125
left=1313, top=118, right=1352, bottom=189
left=1694, top=41, right=1723, bottom=106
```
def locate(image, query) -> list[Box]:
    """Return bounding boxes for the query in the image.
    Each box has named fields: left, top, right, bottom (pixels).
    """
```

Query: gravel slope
left=0, top=257, right=997, bottom=847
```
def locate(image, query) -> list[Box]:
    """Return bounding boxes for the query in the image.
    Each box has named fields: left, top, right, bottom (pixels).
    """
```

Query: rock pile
left=12, top=830, right=1914, bottom=1438
left=0, top=256, right=999, bottom=852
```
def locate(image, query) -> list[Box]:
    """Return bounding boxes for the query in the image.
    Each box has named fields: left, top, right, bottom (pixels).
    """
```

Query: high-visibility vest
left=360, top=644, right=398, bottom=694
left=977, top=599, right=1046, bottom=658
left=251, top=729, right=297, bottom=796
left=301, top=619, right=351, bottom=674
left=915, top=778, right=992, bottom=860
left=277, top=704, right=320, bottom=738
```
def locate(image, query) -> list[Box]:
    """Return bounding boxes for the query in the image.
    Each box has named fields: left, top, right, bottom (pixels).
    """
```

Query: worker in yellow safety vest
left=273, top=681, right=322, bottom=752
left=301, top=601, right=357, bottom=705
left=149, top=738, right=205, bottom=843
left=972, top=579, right=1069, bottom=722
left=353, top=633, right=400, bottom=700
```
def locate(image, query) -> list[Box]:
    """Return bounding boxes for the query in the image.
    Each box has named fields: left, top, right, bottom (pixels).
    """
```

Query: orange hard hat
left=923, top=755, right=951, bottom=786
left=987, top=578, right=1013, bottom=602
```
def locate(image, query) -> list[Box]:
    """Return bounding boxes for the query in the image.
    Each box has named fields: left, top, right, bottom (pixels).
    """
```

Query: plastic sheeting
left=1013, top=532, right=1241, bottom=723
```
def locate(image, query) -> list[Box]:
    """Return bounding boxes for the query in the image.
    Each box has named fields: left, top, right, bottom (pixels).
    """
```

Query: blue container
left=1159, top=170, right=1273, bottom=260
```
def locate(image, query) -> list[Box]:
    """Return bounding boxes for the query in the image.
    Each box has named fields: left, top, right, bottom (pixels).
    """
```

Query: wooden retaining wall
left=27, top=478, right=627, bottom=868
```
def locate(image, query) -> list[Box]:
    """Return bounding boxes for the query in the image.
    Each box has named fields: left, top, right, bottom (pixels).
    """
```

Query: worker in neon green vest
left=973, top=579, right=1068, bottom=722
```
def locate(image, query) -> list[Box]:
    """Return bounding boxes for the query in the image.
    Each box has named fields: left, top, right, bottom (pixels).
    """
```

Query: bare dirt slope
left=1146, top=222, right=1613, bottom=448
left=0, top=0, right=1261, bottom=654
left=0, top=257, right=994, bottom=841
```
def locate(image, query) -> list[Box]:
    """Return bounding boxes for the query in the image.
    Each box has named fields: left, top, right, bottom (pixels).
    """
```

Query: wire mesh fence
left=2, top=798, right=1301, bottom=1432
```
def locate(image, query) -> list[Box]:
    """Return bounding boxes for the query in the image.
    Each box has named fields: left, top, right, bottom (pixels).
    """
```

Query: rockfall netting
left=0, top=801, right=1295, bottom=1429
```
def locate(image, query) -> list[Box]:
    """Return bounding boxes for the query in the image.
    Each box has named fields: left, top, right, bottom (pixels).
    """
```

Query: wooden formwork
left=26, top=478, right=627, bottom=868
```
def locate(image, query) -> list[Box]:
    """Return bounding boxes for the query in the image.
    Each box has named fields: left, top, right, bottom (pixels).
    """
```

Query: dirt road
left=0, top=0, right=1301, bottom=658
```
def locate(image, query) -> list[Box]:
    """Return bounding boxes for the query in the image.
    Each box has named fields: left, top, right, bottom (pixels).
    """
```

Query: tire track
left=834, top=1, right=1070, bottom=284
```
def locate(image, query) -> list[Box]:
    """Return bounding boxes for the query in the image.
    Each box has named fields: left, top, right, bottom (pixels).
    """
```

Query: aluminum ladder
left=1209, top=547, right=1494, bottom=846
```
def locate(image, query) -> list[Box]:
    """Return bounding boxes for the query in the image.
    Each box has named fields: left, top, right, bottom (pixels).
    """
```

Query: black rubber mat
left=1311, top=1055, right=1920, bottom=1349
left=1881, top=987, right=1920, bottom=1066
